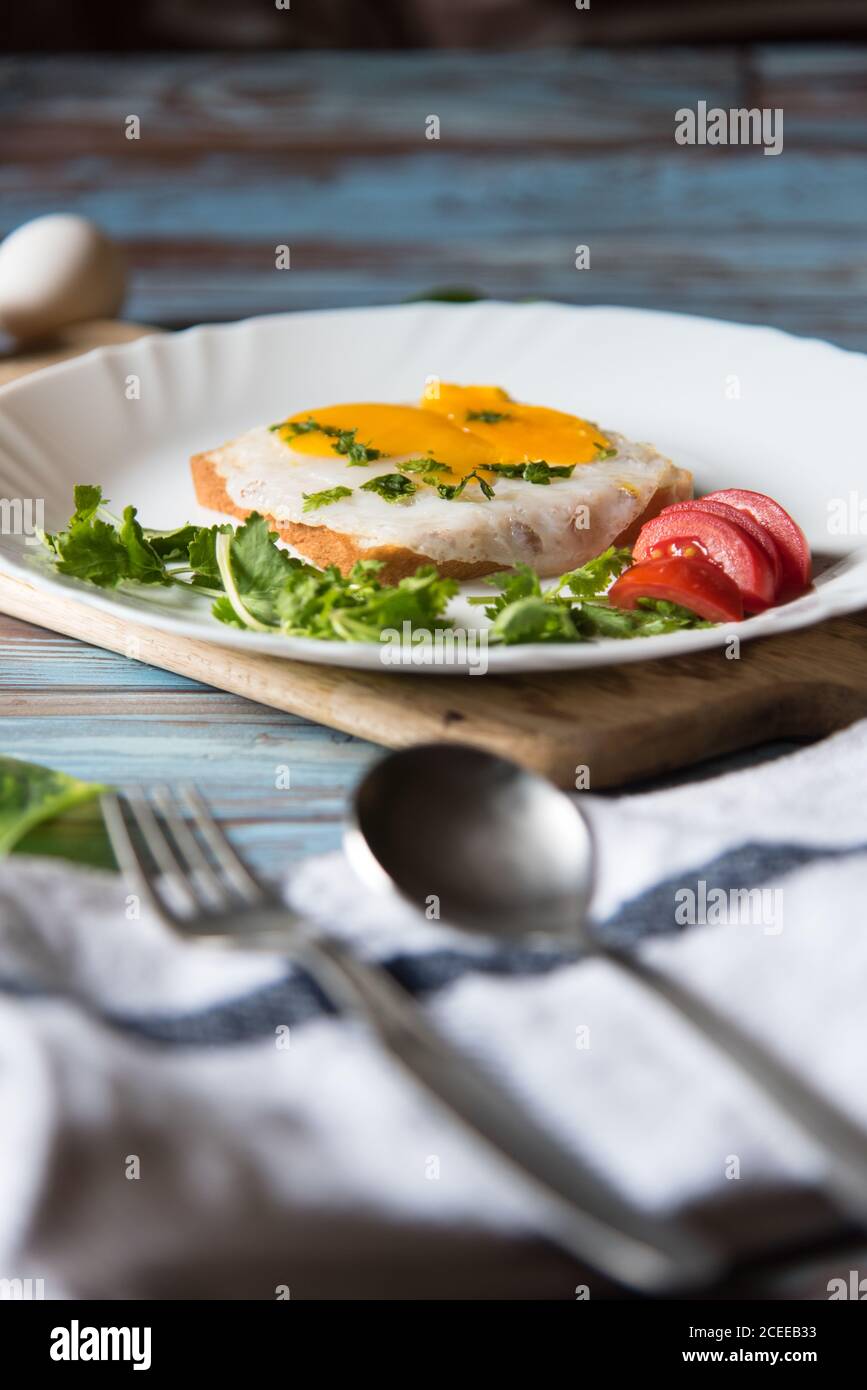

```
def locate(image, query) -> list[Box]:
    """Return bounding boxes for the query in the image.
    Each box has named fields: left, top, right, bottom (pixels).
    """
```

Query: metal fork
left=101, top=784, right=722, bottom=1295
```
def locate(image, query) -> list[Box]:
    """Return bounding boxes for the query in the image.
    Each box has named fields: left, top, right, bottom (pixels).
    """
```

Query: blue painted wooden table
left=1, top=45, right=864, bottom=864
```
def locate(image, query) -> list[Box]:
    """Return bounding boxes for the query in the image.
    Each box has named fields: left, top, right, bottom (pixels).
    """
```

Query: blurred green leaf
left=0, top=755, right=108, bottom=860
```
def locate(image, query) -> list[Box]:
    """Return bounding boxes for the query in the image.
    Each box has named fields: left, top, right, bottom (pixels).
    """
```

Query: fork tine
left=178, top=785, right=266, bottom=904
left=151, top=785, right=229, bottom=910
left=101, top=791, right=190, bottom=927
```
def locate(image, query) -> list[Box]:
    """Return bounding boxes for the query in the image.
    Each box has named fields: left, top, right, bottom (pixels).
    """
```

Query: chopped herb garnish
left=399, top=457, right=449, bottom=476
left=302, top=486, right=353, bottom=513
left=360, top=473, right=418, bottom=504
left=332, top=430, right=382, bottom=466
left=275, top=417, right=323, bottom=436
left=595, top=443, right=618, bottom=460
left=398, top=457, right=451, bottom=487
left=274, top=417, right=382, bottom=466
left=466, top=409, right=512, bottom=424
left=481, top=461, right=576, bottom=484
left=437, top=470, right=496, bottom=501
left=523, top=461, right=574, bottom=484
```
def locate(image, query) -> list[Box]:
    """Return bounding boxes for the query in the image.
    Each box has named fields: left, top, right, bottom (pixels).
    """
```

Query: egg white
left=202, top=425, right=690, bottom=576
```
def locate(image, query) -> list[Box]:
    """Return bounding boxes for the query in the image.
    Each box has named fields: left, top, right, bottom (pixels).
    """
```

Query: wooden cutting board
left=2, top=320, right=867, bottom=789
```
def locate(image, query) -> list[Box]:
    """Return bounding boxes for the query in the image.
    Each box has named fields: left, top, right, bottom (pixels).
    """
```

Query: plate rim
left=3, top=298, right=867, bottom=408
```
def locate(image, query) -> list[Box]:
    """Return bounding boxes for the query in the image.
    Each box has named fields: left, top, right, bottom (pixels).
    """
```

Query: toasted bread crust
left=191, top=450, right=692, bottom=583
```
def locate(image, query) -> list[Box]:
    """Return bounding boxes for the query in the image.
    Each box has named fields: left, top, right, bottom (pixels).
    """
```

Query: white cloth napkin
left=2, top=721, right=867, bottom=1299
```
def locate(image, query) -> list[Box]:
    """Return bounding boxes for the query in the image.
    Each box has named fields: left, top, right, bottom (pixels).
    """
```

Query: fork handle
left=283, top=931, right=721, bottom=1292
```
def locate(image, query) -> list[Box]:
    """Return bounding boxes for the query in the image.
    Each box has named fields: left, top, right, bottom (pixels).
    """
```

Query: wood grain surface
left=2, top=49, right=865, bottom=347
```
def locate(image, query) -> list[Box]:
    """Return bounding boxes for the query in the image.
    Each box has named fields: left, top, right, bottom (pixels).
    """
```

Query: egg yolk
left=279, top=385, right=610, bottom=483
left=422, top=384, right=610, bottom=467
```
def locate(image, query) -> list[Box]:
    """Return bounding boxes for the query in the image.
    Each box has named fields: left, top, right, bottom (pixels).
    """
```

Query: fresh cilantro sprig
left=469, top=546, right=711, bottom=644
left=547, top=546, right=633, bottom=600
left=277, top=563, right=458, bottom=643
left=44, top=486, right=173, bottom=589
left=40, top=487, right=456, bottom=645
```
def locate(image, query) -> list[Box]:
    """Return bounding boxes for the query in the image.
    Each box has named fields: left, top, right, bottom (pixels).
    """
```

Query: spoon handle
left=608, top=946, right=867, bottom=1219
left=293, top=931, right=722, bottom=1293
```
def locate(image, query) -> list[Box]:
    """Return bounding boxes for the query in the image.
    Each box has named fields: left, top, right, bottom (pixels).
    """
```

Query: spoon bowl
left=348, top=742, right=594, bottom=944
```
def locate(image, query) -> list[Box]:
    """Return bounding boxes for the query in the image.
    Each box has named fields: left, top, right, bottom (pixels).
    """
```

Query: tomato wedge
left=658, top=498, right=782, bottom=598
left=702, top=489, right=811, bottom=599
left=633, top=507, right=777, bottom=612
left=609, top=557, right=744, bottom=623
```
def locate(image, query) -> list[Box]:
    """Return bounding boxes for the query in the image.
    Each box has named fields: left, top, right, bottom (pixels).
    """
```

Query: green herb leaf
left=220, top=513, right=309, bottom=627
left=278, top=416, right=324, bottom=436
left=466, top=409, right=512, bottom=424
left=332, top=429, right=383, bottom=466
left=399, top=457, right=449, bottom=477
left=467, top=563, right=542, bottom=620
left=45, top=489, right=173, bottom=588
left=553, top=546, right=633, bottom=601
left=53, top=517, right=133, bottom=588
left=71, top=484, right=104, bottom=525
left=437, top=469, right=496, bottom=501
left=211, top=594, right=248, bottom=629
left=187, top=524, right=232, bottom=587
left=595, top=443, right=618, bottom=460
left=0, top=755, right=106, bottom=857
left=302, top=486, right=353, bottom=513
left=119, top=507, right=171, bottom=585
left=144, top=524, right=201, bottom=561
left=360, top=474, right=418, bottom=504
left=482, top=461, right=576, bottom=484
left=575, top=599, right=712, bottom=639
left=524, top=461, right=574, bottom=485
left=489, top=597, right=579, bottom=646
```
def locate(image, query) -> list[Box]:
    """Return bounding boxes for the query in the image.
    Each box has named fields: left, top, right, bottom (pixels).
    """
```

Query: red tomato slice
left=609, top=557, right=744, bottom=623
left=658, top=498, right=782, bottom=598
left=702, top=489, right=812, bottom=599
left=633, top=507, right=777, bottom=612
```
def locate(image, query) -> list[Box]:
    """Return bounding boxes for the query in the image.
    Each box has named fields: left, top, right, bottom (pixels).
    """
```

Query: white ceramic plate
left=0, top=301, right=865, bottom=673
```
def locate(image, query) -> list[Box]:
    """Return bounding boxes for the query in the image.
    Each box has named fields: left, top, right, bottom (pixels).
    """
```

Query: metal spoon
left=348, top=742, right=867, bottom=1225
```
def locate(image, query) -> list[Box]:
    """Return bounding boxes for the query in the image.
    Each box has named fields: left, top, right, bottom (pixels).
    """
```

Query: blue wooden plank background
left=0, top=46, right=864, bottom=864
left=2, top=48, right=865, bottom=343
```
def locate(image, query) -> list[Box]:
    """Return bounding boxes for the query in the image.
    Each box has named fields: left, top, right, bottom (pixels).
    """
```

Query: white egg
left=0, top=214, right=126, bottom=343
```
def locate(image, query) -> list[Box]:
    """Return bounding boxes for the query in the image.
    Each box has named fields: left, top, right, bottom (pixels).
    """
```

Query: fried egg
left=191, top=384, right=692, bottom=581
